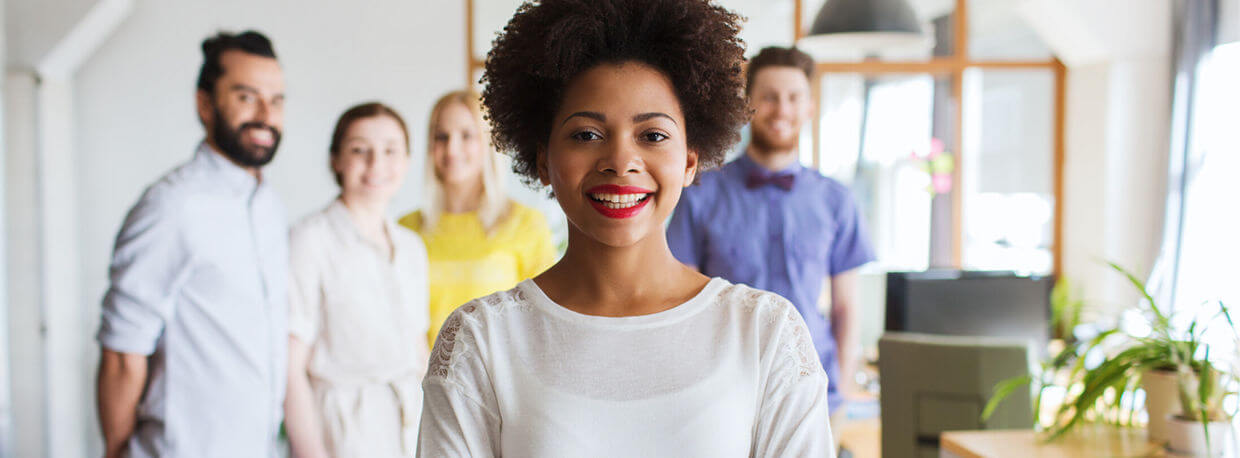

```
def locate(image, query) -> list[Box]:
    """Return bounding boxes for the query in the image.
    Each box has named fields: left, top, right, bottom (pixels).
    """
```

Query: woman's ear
left=537, top=145, right=552, bottom=186
left=329, top=152, right=342, bottom=174
left=683, top=149, right=700, bottom=186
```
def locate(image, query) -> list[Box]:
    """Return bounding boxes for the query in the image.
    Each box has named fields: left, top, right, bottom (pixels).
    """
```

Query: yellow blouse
left=400, top=202, right=557, bottom=346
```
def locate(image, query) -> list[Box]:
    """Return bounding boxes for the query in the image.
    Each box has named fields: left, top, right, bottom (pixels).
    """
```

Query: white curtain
left=1220, top=0, right=1240, bottom=45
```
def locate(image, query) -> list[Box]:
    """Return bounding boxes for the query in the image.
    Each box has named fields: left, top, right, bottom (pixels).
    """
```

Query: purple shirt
left=667, top=153, right=874, bottom=412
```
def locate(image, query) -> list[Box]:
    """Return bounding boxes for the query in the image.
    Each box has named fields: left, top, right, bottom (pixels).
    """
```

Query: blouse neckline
left=517, top=276, right=726, bottom=329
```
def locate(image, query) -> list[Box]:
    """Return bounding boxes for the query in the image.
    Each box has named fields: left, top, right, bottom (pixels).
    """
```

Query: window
left=1173, top=42, right=1240, bottom=322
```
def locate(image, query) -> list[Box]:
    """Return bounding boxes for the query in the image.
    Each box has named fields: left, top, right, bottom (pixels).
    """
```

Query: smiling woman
left=415, top=1, right=838, bottom=457
left=284, top=102, right=431, bottom=458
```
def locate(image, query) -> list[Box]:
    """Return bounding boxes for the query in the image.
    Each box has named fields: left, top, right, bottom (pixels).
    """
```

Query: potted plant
left=1166, top=356, right=1235, bottom=456
left=983, top=263, right=1238, bottom=448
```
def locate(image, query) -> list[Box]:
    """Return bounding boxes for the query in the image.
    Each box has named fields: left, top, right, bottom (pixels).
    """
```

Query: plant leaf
left=1106, top=261, right=1172, bottom=335
left=982, top=374, right=1033, bottom=423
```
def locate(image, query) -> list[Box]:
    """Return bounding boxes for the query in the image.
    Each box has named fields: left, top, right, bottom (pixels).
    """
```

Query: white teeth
left=589, top=193, right=649, bottom=205
left=590, top=192, right=650, bottom=209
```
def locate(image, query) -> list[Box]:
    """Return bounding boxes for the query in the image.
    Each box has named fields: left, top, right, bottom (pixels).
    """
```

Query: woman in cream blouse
left=284, top=102, right=429, bottom=457
left=400, top=90, right=556, bottom=346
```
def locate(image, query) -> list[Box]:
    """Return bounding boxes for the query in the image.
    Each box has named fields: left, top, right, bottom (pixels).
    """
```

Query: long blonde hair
left=421, top=90, right=511, bottom=233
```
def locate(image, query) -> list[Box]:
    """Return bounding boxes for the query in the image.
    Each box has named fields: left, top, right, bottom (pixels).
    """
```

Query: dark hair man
left=96, top=30, right=289, bottom=458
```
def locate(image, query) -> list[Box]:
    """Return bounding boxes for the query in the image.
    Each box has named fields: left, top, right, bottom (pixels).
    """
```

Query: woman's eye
left=642, top=132, right=669, bottom=143
left=349, top=147, right=366, bottom=155
left=433, top=133, right=449, bottom=142
left=572, top=131, right=602, bottom=142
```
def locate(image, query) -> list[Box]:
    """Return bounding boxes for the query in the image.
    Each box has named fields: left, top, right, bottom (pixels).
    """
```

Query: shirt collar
left=194, top=141, right=262, bottom=195
left=325, top=198, right=404, bottom=256
left=736, top=149, right=803, bottom=176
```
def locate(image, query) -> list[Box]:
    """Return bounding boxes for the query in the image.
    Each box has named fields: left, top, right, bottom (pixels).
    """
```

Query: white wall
left=40, top=75, right=88, bottom=458
left=5, top=0, right=97, bottom=68
left=70, top=1, right=466, bottom=455
left=4, top=70, right=46, bottom=458
left=1030, top=0, right=1175, bottom=318
left=0, top=3, right=17, bottom=456
left=1061, top=59, right=1173, bottom=318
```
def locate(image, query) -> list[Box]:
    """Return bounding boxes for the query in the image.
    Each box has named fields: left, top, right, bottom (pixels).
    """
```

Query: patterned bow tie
left=746, top=171, right=796, bottom=191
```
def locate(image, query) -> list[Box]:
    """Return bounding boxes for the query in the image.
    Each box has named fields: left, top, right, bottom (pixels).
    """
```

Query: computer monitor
left=884, top=270, right=1052, bottom=355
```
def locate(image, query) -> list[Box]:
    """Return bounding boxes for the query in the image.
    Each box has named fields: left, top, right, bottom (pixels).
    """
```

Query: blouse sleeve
left=287, top=225, right=323, bottom=344
left=417, top=304, right=501, bottom=457
left=515, top=206, right=556, bottom=279
left=752, top=300, right=837, bottom=457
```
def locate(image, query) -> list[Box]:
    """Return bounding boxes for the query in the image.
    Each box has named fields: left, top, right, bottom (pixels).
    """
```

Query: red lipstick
left=585, top=185, right=654, bottom=219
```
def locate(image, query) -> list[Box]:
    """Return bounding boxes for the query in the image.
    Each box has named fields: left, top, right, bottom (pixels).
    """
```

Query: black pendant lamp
left=797, top=0, right=932, bottom=58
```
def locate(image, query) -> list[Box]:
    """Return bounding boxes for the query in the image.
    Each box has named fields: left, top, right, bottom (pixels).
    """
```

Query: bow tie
left=746, top=171, right=796, bottom=191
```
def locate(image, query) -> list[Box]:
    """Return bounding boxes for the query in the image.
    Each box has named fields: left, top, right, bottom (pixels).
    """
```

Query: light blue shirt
left=98, top=142, right=288, bottom=458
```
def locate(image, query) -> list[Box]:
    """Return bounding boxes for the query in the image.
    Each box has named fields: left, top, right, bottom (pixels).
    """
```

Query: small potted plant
left=1164, top=331, right=1237, bottom=455
left=983, top=263, right=1238, bottom=449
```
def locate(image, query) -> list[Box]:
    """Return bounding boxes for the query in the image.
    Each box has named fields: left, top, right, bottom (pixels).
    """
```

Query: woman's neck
left=441, top=177, right=484, bottom=213
left=339, top=194, right=390, bottom=252
left=536, top=228, right=708, bottom=317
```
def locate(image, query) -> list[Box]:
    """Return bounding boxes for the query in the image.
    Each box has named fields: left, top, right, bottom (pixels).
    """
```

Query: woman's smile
left=585, top=184, right=654, bottom=218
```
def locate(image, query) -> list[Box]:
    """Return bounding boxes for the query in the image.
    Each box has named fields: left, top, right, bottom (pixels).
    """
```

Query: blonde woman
left=285, top=103, right=429, bottom=458
left=400, top=90, right=556, bottom=345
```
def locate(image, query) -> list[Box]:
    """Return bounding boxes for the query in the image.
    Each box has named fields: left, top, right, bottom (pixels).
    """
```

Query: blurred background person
left=285, top=103, right=429, bottom=458
left=400, top=90, right=556, bottom=345
left=95, top=31, right=289, bottom=458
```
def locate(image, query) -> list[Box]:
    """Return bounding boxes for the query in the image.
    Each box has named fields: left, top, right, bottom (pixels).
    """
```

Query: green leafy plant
left=982, top=263, right=1239, bottom=442
left=1172, top=301, right=1236, bottom=451
left=1050, top=277, right=1085, bottom=342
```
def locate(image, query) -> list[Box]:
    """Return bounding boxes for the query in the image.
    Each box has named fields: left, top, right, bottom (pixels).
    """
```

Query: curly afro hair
left=481, top=0, right=749, bottom=187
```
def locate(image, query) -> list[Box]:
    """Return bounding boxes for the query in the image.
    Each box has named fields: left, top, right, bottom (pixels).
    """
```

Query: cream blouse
left=289, top=199, right=430, bottom=457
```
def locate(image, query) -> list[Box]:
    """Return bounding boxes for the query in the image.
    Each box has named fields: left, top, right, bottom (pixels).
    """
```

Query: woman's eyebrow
left=633, top=112, right=677, bottom=125
left=560, top=111, right=605, bottom=126
left=560, top=111, right=678, bottom=126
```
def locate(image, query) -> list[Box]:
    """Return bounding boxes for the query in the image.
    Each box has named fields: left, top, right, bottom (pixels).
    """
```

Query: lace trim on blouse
left=734, top=285, right=820, bottom=379
left=780, top=307, right=819, bottom=378
left=426, top=288, right=531, bottom=380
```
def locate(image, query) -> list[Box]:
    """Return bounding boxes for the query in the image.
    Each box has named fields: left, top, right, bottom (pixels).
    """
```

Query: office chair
left=878, top=332, right=1034, bottom=458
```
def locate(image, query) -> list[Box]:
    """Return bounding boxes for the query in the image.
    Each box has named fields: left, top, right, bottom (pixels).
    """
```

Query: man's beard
left=211, top=106, right=281, bottom=168
left=750, top=122, right=800, bottom=154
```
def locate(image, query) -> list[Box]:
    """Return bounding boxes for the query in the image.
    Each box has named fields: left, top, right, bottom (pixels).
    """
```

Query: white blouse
left=289, top=200, right=430, bottom=457
left=417, top=277, right=836, bottom=457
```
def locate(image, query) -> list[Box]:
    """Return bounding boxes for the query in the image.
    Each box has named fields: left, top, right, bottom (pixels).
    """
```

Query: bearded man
left=95, top=30, right=290, bottom=458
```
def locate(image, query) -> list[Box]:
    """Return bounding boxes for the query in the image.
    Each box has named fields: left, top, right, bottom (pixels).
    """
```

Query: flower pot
left=1165, top=414, right=1233, bottom=456
left=1143, top=369, right=1181, bottom=443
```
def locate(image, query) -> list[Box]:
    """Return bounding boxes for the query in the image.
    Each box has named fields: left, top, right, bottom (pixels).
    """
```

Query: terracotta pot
left=1143, top=369, right=1181, bottom=443
left=1165, top=414, right=1233, bottom=456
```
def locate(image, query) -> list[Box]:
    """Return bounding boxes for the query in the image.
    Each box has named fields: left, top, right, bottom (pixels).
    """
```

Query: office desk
left=940, top=425, right=1166, bottom=458
left=837, top=417, right=879, bottom=458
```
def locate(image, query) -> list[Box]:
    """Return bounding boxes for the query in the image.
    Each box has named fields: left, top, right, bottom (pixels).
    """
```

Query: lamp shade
left=798, top=0, right=933, bottom=59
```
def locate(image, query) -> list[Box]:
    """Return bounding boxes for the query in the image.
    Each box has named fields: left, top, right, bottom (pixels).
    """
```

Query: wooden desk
left=837, top=417, right=879, bottom=458
left=940, top=425, right=1164, bottom=458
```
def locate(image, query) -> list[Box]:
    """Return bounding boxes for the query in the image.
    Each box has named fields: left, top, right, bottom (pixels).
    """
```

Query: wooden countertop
left=940, top=425, right=1165, bottom=458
